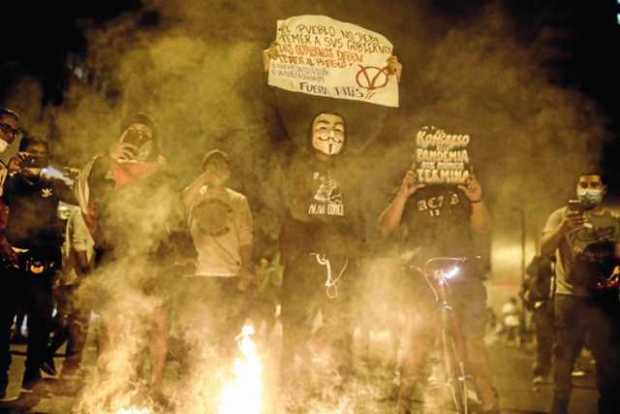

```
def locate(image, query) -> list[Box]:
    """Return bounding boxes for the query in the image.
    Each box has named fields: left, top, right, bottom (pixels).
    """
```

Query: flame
left=217, top=324, right=263, bottom=414
left=115, top=408, right=151, bottom=414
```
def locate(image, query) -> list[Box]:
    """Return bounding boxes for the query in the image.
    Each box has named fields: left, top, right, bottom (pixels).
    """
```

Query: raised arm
left=378, top=170, right=424, bottom=237
left=540, top=208, right=583, bottom=257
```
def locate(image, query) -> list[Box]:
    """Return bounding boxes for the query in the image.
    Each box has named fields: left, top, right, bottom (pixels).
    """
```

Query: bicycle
left=407, top=256, right=476, bottom=414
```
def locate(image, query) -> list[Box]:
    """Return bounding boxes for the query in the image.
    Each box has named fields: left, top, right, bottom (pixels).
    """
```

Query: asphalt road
left=0, top=331, right=599, bottom=413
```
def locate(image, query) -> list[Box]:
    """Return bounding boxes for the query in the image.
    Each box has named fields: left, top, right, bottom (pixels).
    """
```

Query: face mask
left=312, top=132, right=344, bottom=156
left=0, top=139, right=8, bottom=153
left=577, top=188, right=604, bottom=208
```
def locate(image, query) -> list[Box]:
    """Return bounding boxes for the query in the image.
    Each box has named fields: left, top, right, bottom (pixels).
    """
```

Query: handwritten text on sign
left=267, top=15, right=399, bottom=108
left=415, top=126, right=471, bottom=184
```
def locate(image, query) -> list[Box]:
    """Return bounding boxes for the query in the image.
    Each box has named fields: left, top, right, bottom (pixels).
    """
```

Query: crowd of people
left=0, top=48, right=618, bottom=414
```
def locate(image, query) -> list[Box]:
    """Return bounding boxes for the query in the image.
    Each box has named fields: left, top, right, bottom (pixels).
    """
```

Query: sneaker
left=21, top=375, right=41, bottom=394
left=41, top=358, right=57, bottom=377
left=0, top=392, right=18, bottom=403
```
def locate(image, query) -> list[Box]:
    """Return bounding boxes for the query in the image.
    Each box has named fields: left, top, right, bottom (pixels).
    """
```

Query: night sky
left=2, top=1, right=619, bottom=189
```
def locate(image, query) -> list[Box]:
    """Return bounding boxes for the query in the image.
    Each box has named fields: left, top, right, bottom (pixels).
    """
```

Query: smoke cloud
left=0, top=1, right=610, bottom=412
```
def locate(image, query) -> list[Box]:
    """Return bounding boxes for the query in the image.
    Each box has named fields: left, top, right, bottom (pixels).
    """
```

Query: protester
left=540, top=171, right=620, bottom=414
left=78, top=113, right=183, bottom=402
left=0, top=136, right=75, bottom=398
left=379, top=170, right=500, bottom=414
left=180, top=148, right=255, bottom=356
left=277, top=111, right=366, bottom=400
left=43, top=203, right=94, bottom=380
left=523, top=254, right=555, bottom=384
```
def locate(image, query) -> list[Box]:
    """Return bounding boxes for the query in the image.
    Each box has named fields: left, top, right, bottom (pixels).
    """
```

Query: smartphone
left=567, top=199, right=584, bottom=213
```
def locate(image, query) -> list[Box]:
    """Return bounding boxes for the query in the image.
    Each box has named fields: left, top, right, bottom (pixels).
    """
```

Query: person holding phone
left=0, top=136, right=75, bottom=399
left=541, top=172, right=620, bottom=414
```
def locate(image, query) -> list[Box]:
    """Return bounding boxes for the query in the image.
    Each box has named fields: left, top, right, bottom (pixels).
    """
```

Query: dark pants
left=0, top=270, right=20, bottom=393
left=0, top=267, right=54, bottom=390
left=280, top=252, right=353, bottom=382
left=551, top=294, right=620, bottom=414
left=47, top=285, right=90, bottom=375
left=532, top=301, right=554, bottom=377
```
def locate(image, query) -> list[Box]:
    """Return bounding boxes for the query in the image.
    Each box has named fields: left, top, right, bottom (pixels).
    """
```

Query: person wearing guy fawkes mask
left=541, top=172, right=620, bottom=414
left=0, top=136, right=76, bottom=399
left=77, top=113, right=183, bottom=405
left=379, top=169, right=499, bottom=414
left=278, top=112, right=364, bottom=398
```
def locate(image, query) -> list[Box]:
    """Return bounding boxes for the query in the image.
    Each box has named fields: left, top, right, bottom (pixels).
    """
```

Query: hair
left=0, top=108, right=20, bottom=121
left=19, top=135, right=50, bottom=152
left=307, top=111, right=347, bottom=156
left=121, top=112, right=155, bottom=132
left=578, top=170, right=605, bottom=184
left=201, top=149, right=230, bottom=170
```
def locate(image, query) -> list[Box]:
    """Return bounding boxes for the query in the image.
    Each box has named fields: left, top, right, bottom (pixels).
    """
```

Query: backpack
left=521, top=255, right=553, bottom=310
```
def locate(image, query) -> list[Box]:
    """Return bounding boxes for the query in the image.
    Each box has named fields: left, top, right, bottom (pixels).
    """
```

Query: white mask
left=312, top=126, right=345, bottom=155
left=0, top=139, right=8, bottom=153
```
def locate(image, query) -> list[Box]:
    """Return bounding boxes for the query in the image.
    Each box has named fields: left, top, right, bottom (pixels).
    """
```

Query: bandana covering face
left=577, top=187, right=604, bottom=209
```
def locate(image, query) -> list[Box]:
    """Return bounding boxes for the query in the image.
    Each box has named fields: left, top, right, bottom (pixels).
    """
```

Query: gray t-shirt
left=543, top=206, right=620, bottom=297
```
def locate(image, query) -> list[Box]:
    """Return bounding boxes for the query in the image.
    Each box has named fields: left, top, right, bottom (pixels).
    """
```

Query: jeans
left=551, top=294, right=620, bottom=414
left=532, top=301, right=554, bottom=377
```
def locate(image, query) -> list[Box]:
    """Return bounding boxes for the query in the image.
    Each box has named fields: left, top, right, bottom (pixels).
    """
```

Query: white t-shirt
left=187, top=186, right=253, bottom=277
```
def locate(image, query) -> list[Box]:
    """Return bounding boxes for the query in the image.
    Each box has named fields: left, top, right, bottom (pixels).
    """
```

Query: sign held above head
left=266, top=15, right=400, bottom=108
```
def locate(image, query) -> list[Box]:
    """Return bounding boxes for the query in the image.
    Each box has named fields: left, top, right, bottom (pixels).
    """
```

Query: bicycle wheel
left=441, top=330, right=469, bottom=414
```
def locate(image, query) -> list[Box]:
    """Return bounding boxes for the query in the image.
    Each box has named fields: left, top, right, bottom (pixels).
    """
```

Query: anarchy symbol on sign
left=355, top=65, right=391, bottom=91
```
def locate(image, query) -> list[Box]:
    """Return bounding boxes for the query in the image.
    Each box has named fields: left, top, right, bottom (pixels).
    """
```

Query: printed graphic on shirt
left=193, top=198, right=233, bottom=237
left=416, top=191, right=460, bottom=217
left=41, top=187, right=54, bottom=198
left=308, top=171, right=344, bottom=217
left=568, top=225, right=617, bottom=255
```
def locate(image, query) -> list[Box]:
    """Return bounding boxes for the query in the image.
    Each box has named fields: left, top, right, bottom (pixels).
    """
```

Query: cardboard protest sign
left=267, top=15, right=399, bottom=108
left=414, top=126, right=472, bottom=184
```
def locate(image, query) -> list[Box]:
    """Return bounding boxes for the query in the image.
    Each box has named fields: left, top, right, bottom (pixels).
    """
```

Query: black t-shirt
left=2, top=173, right=65, bottom=249
left=400, top=185, right=474, bottom=265
left=280, top=153, right=362, bottom=256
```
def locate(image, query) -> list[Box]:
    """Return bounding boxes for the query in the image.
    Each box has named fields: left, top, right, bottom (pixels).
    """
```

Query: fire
left=217, top=324, right=264, bottom=414
left=115, top=408, right=151, bottom=414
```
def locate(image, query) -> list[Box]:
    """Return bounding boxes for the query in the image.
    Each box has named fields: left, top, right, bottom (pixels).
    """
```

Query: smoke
left=0, top=1, right=612, bottom=412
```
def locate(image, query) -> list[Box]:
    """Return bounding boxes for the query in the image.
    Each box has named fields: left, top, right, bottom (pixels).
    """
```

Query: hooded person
left=75, top=112, right=183, bottom=408
left=278, top=111, right=365, bottom=397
